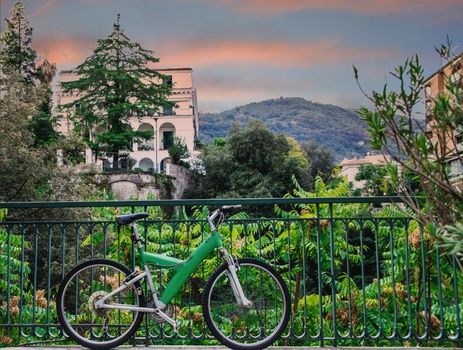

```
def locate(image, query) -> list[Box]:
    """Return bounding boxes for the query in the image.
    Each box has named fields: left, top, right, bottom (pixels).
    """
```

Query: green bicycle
left=57, top=205, right=290, bottom=350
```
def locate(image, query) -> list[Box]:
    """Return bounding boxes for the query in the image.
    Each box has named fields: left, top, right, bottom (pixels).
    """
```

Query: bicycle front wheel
left=57, top=259, right=145, bottom=350
left=203, top=258, right=290, bottom=350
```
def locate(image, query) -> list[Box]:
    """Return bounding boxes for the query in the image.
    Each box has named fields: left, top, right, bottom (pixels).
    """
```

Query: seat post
left=130, top=222, right=143, bottom=249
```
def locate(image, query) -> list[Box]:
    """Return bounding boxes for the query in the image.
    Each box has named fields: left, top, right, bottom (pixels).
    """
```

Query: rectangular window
left=162, top=75, right=173, bottom=86
left=162, top=131, right=174, bottom=149
left=163, top=105, right=174, bottom=116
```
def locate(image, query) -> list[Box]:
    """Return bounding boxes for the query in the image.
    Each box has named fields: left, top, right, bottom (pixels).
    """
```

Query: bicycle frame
left=95, top=208, right=251, bottom=330
left=139, top=225, right=223, bottom=306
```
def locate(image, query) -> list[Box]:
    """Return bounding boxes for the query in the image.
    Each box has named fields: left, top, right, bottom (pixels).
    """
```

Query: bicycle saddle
left=115, top=212, right=150, bottom=225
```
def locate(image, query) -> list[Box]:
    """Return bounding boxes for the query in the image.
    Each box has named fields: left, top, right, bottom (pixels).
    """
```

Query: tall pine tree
left=0, top=1, right=37, bottom=82
left=29, top=59, right=59, bottom=146
left=1, top=1, right=58, bottom=146
left=59, top=15, right=174, bottom=168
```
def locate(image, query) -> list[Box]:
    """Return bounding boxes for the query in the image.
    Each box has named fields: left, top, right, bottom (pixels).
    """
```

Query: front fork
left=219, top=248, right=252, bottom=308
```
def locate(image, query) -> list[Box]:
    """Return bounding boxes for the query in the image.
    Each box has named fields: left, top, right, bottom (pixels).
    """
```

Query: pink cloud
left=32, top=34, right=394, bottom=70
left=157, top=38, right=396, bottom=69
left=214, top=0, right=463, bottom=15
left=32, top=36, right=95, bottom=66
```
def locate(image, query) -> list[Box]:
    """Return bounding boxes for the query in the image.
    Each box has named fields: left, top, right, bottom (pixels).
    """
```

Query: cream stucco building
left=57, top=67, right=199, bottom=172
left=340, top=153, right=392, bottom=190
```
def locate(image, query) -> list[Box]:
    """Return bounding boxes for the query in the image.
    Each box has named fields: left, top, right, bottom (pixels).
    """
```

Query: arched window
left=137, top=123, right=154, bottom=151
left=160, top=157, right=171, bottom=173
left=139, top=157, right=154, bottom=171
left=159, top=122, right=175, bottom=150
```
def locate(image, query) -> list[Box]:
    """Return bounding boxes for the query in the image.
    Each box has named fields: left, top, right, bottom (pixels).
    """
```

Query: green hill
left=199, top=97, right=370, bottom=160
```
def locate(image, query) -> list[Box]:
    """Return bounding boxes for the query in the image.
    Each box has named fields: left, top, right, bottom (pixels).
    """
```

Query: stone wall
left=166, top=163, right=193, bottom=199
left=100, top=165, right=193, bottom=200
left=107, top=173, right=161, bottom=200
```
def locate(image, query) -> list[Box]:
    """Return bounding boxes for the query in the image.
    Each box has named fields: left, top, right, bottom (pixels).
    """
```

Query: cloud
left=31, top=0, right=59, bottom=17
left=32, top=36, right=95, bottom=66
left=33, top=36, right=397, bottom=69
left=213, top=0, right=463, bottom=16
left=30, top=35, right=392, bottom=73
left=156, top=38, right=395, bottom=69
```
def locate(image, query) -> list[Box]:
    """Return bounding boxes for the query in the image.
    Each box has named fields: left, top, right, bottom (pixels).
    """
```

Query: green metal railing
left=0, top=197, right=461, bottom=346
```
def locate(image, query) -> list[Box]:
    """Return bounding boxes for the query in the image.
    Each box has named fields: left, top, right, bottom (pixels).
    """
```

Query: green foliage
left=273, top=178, right=462, bottom=341
left=354, top=42, right=463, bottom=258
left=168, top=137, right=190, bottom=165
left=184, top=120, right=312, bottom=199
left=0, top=67, right=94, bottom=203
left=354, top=164, right=392, bottom=196
left=300, top=140, right=336, bottom=181
left=59, top=15, right=174, bottom=164
left=2, top=186, right=463, bottom=345
left=0, top=1, right=37, bottom=82
left=0, top=3, right=59, bottom=148
left=200, top=97, right=370, bottom=160
left=0, top=209, right=53, bottom=347
left=28, top=111, right=59, bottom=147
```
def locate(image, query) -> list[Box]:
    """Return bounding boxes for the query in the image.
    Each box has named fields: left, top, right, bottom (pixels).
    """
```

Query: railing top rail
left=0, top=196, right=408, bottom=209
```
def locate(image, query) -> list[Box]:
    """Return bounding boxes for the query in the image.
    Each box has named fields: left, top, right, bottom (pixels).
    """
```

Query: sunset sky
left=1, top=0, right=462, bottom=112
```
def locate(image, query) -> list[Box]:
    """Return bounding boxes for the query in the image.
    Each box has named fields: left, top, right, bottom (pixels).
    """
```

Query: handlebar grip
left=221, top=205, right=242, bottom=211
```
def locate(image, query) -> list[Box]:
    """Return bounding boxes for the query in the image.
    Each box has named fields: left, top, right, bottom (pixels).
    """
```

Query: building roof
left=340, top=159, right=372, bottom=167
left=340, top=154, right=390, bottom=167
left=156, top=68, right=193, bottom=72
left=424, top=53, right=462, bottom=84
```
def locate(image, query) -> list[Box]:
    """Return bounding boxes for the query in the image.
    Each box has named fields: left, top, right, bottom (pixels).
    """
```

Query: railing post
left=315, top=203, right=324, bottom=347
left=328, top=203, right=337, bottom=347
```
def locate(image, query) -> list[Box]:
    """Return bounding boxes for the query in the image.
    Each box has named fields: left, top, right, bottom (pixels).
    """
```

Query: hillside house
left=56, top=67, right=199, bottom=172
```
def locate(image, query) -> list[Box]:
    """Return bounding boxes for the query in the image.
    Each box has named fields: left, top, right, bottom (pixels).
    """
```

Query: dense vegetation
left=200, top=97, right=371, bottom=160
left=0, top=2, right=92, bottom=203
left=184, top=120, right=335, bottom=200
left=1, top=180, right=462, bottom=346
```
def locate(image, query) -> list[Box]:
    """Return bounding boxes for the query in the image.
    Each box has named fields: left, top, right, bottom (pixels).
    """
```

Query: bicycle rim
left=205, top=260, right=289, bottom=348
left=59, top=261, right=141, bottom=347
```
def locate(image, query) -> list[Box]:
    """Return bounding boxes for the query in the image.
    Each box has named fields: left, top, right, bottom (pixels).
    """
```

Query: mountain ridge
left=199, top=97, right=371, bottom=160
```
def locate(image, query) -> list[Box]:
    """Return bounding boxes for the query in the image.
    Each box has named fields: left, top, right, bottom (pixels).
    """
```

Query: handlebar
left=207, top=205, right=242, bottom=231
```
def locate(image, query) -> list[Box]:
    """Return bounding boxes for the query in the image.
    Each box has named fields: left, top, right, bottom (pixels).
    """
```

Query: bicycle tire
left=203, top=258, right=290, bottom=350
left=57, top=258, right=145, bottom=350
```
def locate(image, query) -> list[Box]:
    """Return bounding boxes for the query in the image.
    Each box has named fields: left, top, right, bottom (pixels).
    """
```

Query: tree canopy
left=59, top=15, right=174, bottom=167
left=300, top=140, right=335, bottom=181
left=184, top=120, right=312, bottom=199
left=0, top=1, right=37, bottom=82
left=0, top=2, right=59, bottom=147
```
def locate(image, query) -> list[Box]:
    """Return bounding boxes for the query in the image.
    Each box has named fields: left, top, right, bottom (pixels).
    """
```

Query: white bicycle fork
left=219, top=248, right=253, bottom=307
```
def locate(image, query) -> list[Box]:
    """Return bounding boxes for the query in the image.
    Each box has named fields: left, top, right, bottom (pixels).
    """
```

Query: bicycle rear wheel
left=57, top=259, right=145, bottom=350
left=203, top=258, right=290, bottom=350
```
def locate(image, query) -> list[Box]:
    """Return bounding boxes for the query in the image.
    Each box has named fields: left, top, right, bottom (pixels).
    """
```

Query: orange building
left=424, top=54, right=463, bottom=181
